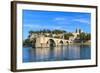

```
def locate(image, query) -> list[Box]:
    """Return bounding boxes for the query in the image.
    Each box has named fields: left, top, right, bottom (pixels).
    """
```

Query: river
left=23, top=45, right=91, bottom=62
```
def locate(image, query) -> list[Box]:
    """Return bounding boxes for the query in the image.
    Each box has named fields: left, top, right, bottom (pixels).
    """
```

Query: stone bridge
left=29, top=29, right=81, bottom=47
left=30, top=35, right=73, bottom=48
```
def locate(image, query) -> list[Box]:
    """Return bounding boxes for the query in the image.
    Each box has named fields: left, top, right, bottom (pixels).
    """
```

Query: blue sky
left=23, top=10, right=91, bottom=39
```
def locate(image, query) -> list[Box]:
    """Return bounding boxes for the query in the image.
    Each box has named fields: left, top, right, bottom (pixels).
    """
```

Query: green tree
left=77, top=33, right=91, bottom=42
left=64, top=33, right=74, bottom=40
left=29, top=30, right=34, bottom=34
left=52, top=29, right=66, bottom=34
left=85, top=33, right=91, bottom=40
left=77, top=32, right=85, bottom=42
left=79, top=29, right=81, bottom=33
left=23, top=39, right=32, bottom=47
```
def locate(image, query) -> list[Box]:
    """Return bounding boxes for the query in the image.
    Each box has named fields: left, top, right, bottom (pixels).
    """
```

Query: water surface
left=23, top=45, right=91, bottom=62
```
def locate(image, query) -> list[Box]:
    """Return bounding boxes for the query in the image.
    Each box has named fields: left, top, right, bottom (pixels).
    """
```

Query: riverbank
left=70, top=42, right=91, bottom=45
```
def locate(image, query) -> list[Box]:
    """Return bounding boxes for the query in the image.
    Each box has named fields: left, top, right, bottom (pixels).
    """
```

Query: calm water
left=23, top=45, right=91, bottom=62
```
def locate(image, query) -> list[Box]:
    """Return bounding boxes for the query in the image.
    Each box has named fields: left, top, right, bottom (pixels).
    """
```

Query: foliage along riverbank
left=70, top=42, right=91, bottom=46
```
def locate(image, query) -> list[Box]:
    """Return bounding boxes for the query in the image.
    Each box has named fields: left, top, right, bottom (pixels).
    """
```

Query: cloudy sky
left=23, top=10, right=91, bottom=39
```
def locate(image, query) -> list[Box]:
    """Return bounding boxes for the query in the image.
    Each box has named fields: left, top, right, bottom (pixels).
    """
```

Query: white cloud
left=23, top=23, right=65, bottom=31
left=54, top=17, right=67, bottom=21
left=24, top=24, right=44, bottom=28
left=23, top=24, right=42, bottom=30
left=73, top=19, right=90, bottom=24
left=24, top=24, right=34, bottom=27
left=53, top=17, right=70, bottom=25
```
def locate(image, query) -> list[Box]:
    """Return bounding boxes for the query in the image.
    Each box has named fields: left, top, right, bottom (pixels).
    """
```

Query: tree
left=64, top=33, right=74, bottom=40
left=23, top=39, right=32, bottom=47
left=79, top=29, right=81, bottom=33
left=85, top=33, right=91, bottom=40
left=52, top=29, right=66, bottom=34
left=75, top=29, right=78, bottom=33
left=29, top=30, right=34, bottom=35
left=77, top=32, right=85, bottom=42
left=77, top=32, right=91, bottom=42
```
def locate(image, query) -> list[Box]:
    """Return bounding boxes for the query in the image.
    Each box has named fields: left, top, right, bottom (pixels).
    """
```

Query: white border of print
left=16, top=3, right=96, bottom=69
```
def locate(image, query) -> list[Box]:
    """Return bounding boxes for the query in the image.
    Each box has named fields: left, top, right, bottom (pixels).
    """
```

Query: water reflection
left=23, top=45, right=91, bottom=62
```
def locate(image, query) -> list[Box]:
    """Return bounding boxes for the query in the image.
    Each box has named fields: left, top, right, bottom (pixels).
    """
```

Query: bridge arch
left=46, top=39, right=56, bottom=47
left=66, top=41, right=69, bottom=44
left=59, top=40, right=63, bottom=45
